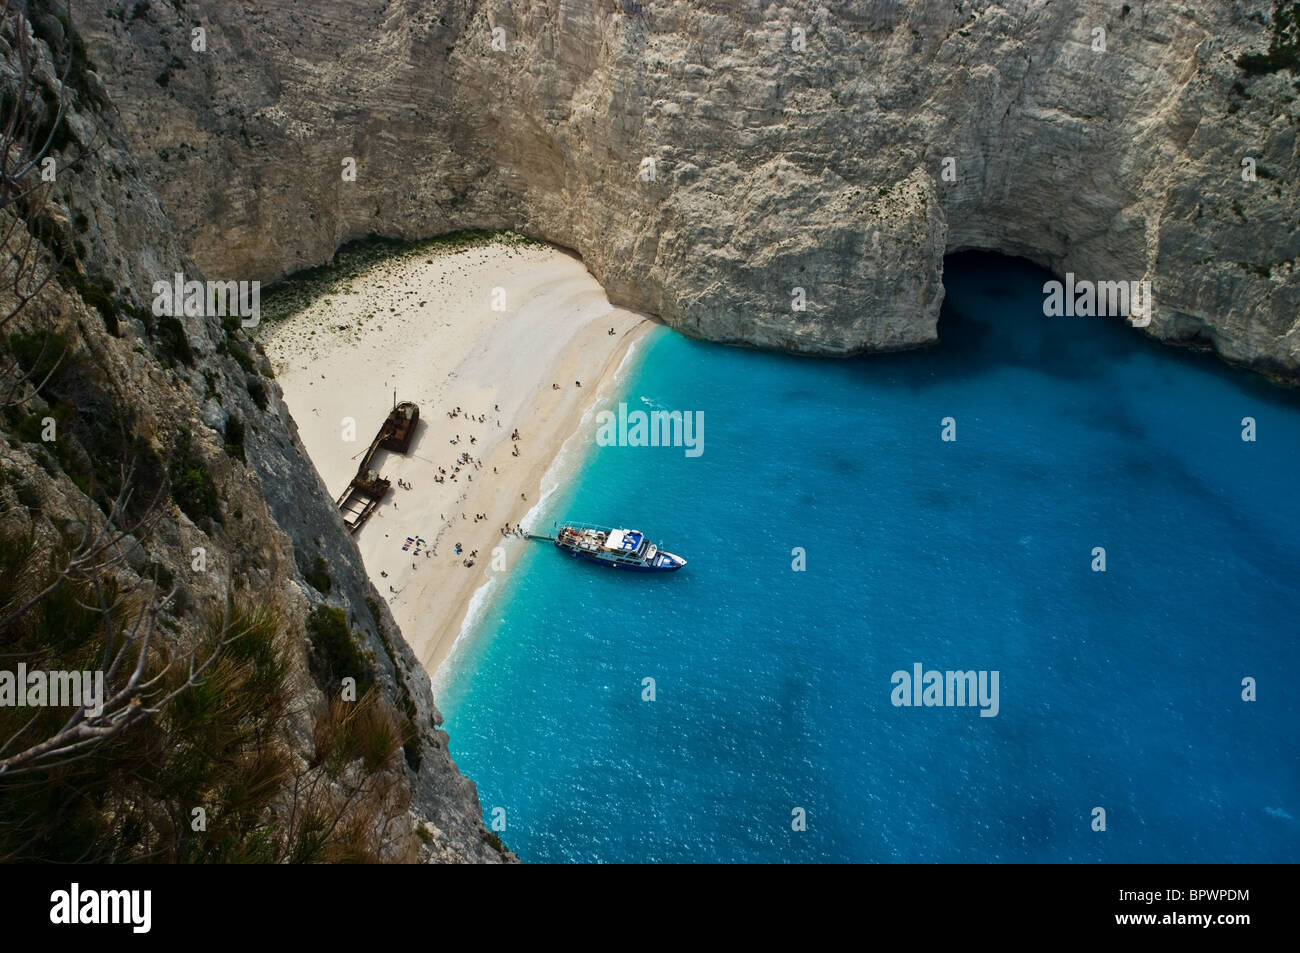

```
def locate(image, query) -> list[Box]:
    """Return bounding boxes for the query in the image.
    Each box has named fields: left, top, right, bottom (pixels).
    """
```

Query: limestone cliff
left=69, top=0, right=1299, bottom=375
left=1, top=4, right=511, bottom=862
left=8, top=0, right=1291, bottom=863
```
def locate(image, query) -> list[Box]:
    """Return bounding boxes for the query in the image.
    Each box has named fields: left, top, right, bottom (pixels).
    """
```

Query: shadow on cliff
left=873, top=251, right=1141, bottom=390
left=873, top=251, right=1300, bottom=413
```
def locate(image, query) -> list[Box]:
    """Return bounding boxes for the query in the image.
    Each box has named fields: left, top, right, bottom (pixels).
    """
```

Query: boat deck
left=558, top=528, right=609, bottom=553
left=336, top=484, right=382, bottom=533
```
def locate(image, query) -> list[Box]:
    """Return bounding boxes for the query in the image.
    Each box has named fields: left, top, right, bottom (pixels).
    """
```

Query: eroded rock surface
left=71, top=0, right=1299, bottom=373
left=2, top=5, right=513, bottom=863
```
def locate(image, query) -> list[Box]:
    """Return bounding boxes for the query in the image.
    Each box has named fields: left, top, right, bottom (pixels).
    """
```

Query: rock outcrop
left=1, top=4, right=512, bottom=863
left=68, top=0, right=1299, bottom=375
left=7, top=0, right=1290, bottom=863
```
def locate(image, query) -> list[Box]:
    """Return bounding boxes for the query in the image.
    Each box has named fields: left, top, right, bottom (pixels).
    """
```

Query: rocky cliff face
left=8, top=0, right=1289, bottom=862
left=69, top=0, right=1299, bottom=374
left=1, top=4, right=511, bottom=862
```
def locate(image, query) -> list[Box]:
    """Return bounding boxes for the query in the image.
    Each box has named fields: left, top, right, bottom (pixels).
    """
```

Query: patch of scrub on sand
left=258, top=229, right=544, bottom=328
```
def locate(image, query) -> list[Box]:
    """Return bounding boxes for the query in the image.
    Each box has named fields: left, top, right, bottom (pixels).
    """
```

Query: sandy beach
left=259, top=240, right=652, bottom=678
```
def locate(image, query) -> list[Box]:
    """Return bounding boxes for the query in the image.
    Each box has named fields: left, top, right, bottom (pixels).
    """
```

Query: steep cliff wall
left=1, top=5, right=510, bottom=862
left=71, top=0, right=1299, bottom=374
left=9, top=0, right=1287, bottom=862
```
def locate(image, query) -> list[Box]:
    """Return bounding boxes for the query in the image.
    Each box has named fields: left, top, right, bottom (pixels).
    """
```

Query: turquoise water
left=439, top=253, right=1300, bottom=863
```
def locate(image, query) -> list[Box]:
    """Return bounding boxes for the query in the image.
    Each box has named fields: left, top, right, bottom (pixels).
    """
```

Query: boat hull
left=558, top=545, right=686, bottom=572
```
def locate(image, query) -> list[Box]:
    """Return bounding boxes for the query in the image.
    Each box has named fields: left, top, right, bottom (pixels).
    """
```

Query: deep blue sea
left=438, top=253, right=1300, bottom=863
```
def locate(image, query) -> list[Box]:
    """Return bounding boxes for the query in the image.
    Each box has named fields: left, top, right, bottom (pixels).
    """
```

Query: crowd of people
left=380, top=377, right=593, bottom=594
left=379, top=405, right=532, bottom=585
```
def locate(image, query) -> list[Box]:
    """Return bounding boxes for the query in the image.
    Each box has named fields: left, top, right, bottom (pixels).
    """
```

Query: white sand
left=259, top=242, right=651, bottom=677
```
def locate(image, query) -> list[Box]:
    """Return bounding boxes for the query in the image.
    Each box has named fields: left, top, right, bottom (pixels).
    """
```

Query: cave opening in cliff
left=931, top=251, right=1157, bottom=384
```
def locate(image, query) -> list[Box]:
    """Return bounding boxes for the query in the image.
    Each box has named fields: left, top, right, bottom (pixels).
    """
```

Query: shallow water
left=439, top=252, right=1300, bottom=863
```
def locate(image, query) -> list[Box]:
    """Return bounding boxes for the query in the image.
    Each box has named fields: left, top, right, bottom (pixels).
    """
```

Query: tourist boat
left=551, top=522, right=687, bottom=572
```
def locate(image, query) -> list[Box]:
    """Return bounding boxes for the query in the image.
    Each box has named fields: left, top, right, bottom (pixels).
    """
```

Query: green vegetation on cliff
left=1238, top=2, right=1300, bottom=74
left=259, top=229, right=542, bottom=327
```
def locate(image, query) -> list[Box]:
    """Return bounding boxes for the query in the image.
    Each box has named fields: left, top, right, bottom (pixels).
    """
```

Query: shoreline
left=431, top=327, right=654, bottom=692
left=258, top=240, right=654, bottom=680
